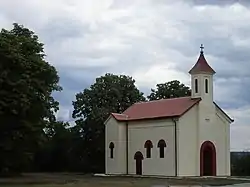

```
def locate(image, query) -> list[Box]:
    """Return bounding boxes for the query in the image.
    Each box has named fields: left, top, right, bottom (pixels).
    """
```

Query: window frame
left=195, top=78, right=198, bottom=93
left=109, top=142, right=114, bottom=159
left=144, top=140, right=153, bottom=158
left=205, top=78, right=208, bottom=93
left=157, top=139, right=166, bottom=158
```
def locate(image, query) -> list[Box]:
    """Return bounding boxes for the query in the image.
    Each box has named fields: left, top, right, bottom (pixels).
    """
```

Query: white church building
left=104, top=46, right=234, bottom=177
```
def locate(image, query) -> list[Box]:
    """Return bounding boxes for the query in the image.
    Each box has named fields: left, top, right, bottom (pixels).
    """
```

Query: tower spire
left=188, top=44, right=215, bottom=74
left=189, top=44, right=215, bottom=102
left=200, top=44, right=204, bottom=54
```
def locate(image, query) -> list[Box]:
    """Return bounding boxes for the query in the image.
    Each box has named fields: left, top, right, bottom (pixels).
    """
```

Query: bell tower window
left=195, top=79, right=198, bottom=93
left=205, top=79, right=208, bottom=93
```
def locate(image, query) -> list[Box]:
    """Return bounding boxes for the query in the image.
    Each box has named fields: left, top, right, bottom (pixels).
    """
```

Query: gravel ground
left=0, top=173, right=250, bottom=187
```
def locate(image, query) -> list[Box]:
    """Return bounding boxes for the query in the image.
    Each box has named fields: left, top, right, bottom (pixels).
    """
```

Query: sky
left=0, top=0, right=250, bottom=151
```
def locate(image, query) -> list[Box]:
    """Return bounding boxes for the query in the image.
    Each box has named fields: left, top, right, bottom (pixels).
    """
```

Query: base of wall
left=95, top=173, right=248, bottom=180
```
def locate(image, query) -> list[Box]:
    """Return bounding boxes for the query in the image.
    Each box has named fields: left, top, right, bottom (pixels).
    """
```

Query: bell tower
left=189, top=44, right=216, bottom=105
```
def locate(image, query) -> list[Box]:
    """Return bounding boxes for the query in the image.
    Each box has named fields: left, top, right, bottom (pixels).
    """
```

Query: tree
left=147, top=80, right=191, bottom=101
left=72, top=73, right=145, bottom=172
left=231, top=152, right=250, bottom=176
left=33, top=121, right=73, bottom=172
left=0, top=23, right=61, bottom=175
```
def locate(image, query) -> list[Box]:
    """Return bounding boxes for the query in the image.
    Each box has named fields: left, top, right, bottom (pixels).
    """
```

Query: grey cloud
left=229, top=106, right=250, bottom=150
left=2, top=0, right=248, bottom=110
left=231, top=125, right=250, bottom=151
left=53, top=66, right=104, bottom=105
left=54, top=65, right=122, bottom=107
left=188, top=0, right=250, bottom=6
left=155, top=18, right=250, bottom=109
left=1, top=0, right=250, bottom=150
left=53, top=67, right=101, bottom=121
left=111, top=0, right=135, bottom=9
left=40, top=17, right=87, bottom=45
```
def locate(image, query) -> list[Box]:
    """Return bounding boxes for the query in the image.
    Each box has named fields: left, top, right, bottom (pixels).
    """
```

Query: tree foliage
left=231, top=152, right=250, bottom=176
left=33, top=121, right=85, bottom=172
left=72, top=73, right=145, bottom=172
left=147, top=80, right=191, bottom=101
left=0, top=23, right=61, bottom=174
left=73, top=73, right=145, bottom=121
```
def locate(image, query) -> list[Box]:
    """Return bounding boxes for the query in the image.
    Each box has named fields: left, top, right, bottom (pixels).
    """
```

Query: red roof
left=111, top=97, right=201, bottom=121
left=189, top=51, right=216, bottom=74
left=111, top=113, right=128, bottom=121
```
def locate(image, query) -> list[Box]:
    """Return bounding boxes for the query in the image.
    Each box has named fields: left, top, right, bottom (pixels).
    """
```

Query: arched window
left=144, top=140, right=153, bottom=158
left=109, top=142, right=114, bottom=159
left=205, top=79, right=208, bottom=93
left=195, top=79, right=198, bottom=93
left=157, top=139, right=166, bottom=158
left=134, top=151, right=144, bottom=175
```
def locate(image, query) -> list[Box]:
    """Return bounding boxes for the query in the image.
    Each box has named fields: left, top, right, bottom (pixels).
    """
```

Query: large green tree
left=33, top=121, right=74, bottom=172
left=0, top=23, right=61, bottom=174
left=147, top=80, right=191, bottom=101
left=231, top=152, right=250, bottom=176
left=72, top=73, right=145, bottom=172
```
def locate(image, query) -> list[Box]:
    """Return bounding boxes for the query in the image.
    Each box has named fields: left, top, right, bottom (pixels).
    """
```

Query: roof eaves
left=124, top=115, right=181, bottom=122
left=213, top=102, right=234, bottom=123
left=104, top=114, right=113, bottom=125
left=189, top=69, right=215, bottom=75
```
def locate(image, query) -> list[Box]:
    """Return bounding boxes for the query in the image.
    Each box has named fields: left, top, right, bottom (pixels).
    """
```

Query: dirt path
left=0, top=173, right=250, bottom=187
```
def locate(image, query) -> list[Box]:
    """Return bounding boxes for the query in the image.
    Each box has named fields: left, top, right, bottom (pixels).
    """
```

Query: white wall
left=105, top=103, right=231, bottom=176
left=190, top=69, right=230, bottom=176
left=214, top=107, right=231, bottom=175
left=198, top=101, right=230, bottom=176
left=191, top=73, right=213, bottom=104
left=177, top=102, right=230, bottom=177
left=177, top=105, right=199, bottom=176
left=128, top=119, right=175, bottom=176
left=105, top=116, right=126, bottom=174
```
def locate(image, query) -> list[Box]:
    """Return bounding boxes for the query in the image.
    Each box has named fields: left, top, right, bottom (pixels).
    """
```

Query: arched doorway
left=200, top=141, right=216, bottom=176
left=134, top=151, right=143, bottom=175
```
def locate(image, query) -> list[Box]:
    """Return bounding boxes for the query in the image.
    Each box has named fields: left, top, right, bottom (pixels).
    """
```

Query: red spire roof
left=189, top=45, right=216, bottom=74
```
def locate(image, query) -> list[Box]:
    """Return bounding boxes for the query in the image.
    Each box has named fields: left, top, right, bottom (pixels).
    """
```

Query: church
left=104, top=45, right=234, bottom=177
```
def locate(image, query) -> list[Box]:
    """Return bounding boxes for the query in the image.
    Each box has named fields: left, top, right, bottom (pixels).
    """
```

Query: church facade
left=104, top=46, right=234, bottom=177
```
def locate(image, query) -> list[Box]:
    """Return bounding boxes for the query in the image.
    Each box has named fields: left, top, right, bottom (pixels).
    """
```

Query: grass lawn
left=1, top=173, right=250, bottom=187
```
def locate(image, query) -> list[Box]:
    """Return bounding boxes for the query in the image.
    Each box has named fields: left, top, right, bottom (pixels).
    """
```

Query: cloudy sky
left=0, top=0, right=250, bottom=151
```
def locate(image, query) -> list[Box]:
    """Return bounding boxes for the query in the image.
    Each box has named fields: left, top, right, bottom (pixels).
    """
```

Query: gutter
left=172, top=118, right=178, bottom=176
left=126, top=121, right=128, bottom=175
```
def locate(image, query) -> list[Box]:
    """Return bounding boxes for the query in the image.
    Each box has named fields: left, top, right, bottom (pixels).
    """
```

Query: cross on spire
left=189, top=43, right=215, bottom=74
left=200, top=44, right=204, bottom=53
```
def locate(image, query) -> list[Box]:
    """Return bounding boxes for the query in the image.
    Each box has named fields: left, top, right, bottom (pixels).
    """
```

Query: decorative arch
left=134, top=151, right=144, bottom=175
left=109, top=142, right=114, bottom=159
left=200, top=140, right=216, bottom=176
left=157, top=139, right=166, bottom=158
left=144, top=140, right=153, bottom=158
left=134, top=151, right=144, bottom=160
left=157, top=139, right=166, bottom=147
left=144, top=140, right=153, bottom=148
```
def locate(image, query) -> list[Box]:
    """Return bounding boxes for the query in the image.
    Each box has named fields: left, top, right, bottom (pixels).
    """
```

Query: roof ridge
left=134, top=96, right=191, bottom=105
left=112, top=113, right=126, bottom=116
